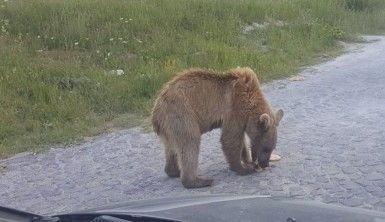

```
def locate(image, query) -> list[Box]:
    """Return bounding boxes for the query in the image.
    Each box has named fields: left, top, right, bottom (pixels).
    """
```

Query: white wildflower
left=122, top=41, right=127, bottom=44
left=118, top=37, right=123, bottom=41
left=116, top=70, right=125, bottom=75
left=129, top=18, right=133, bottom=21
left=108, top=69, right=125, bottom=76
left=120, top=17, right=124, bottom=21
left=74, top=42, right=79, bottom=46
left=37, top=35, right=41, bottom=39
left=242, top=22, right=266, bottom=34
left=134, top=38, right=142, bottom=43
left=109, top=38, right=114, bottom=41
left=96, top=50, right=100, bottom=54
left=50, top=36, right=54, bottom=40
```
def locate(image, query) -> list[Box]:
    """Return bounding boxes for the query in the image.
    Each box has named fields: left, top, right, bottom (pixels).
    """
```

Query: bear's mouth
left=257, top=155, right=270, bottom=169
left=255, top=155, right=271, bottom=169
left=258, top=161, right=269, bottom=169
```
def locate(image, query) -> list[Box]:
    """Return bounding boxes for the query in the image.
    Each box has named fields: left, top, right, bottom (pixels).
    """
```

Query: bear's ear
left=275, top=109, right=284, bottom=126
left=239, top=74, right=254, bottom=90
left=258, top=113, right=271, bottom=131
left=232, top=67, right=259, bottom=90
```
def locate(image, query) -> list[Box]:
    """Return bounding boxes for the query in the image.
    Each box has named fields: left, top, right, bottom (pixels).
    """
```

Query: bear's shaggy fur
left=152, top=67, right=283, bottom=188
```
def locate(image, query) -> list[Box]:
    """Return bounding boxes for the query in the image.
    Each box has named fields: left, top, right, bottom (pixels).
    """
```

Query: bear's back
left=152, top=69, right=236, bottom=133
left=152, top=67, right=264, bottom=134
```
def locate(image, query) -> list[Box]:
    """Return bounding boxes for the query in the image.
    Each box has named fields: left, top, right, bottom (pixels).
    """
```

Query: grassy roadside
left=1, top=0, right=385, bottom=158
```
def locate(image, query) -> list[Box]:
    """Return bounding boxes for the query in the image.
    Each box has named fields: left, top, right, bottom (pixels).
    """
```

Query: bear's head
left=246, top=109, right=284, bottom=168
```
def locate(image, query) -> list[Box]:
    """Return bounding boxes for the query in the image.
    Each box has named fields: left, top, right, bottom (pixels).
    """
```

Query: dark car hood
left=70, top=194, right=385, bottom=222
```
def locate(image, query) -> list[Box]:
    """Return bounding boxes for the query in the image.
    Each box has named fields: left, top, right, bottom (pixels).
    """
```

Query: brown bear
left=152, top=67, right=283, bottom=188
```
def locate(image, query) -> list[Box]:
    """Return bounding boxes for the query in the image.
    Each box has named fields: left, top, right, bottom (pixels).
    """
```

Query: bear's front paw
left=243, top=161, right=259, bottom=170
left=231, top=164, right=256, bottom=175
left=182, top=177, right=213, bottom=189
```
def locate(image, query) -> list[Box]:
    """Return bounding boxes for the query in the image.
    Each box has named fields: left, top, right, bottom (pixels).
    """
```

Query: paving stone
left=365, top=197, right=381, bottom=205
left=365, top=185, right=383, bottom=193
left=289, top=186, right=305, bottom=197
left=41, top=189, right=63, bottom=198
left=371, top=190, right=385, bottom=198
left=354, top=178, right=373, bottom=187
left=367, top=172, right=384, bottom=181
left=322, top=194, right=339, bottom=204
left=340, top=197, right=364, bottom=207
left=374, top=180, right=385, bottom=189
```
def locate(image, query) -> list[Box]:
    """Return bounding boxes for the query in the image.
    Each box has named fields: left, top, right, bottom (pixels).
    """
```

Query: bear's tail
left=152, top=118, right=161, bottom=135
left=151, top=104, right=162, bottom=135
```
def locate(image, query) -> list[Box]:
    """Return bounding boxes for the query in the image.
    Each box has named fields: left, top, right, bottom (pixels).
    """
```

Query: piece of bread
left=270, top=153, right=282, bottom=162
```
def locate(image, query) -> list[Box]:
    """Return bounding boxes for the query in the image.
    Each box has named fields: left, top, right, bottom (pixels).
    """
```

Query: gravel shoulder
left=1, top=36, right=385, bottom=215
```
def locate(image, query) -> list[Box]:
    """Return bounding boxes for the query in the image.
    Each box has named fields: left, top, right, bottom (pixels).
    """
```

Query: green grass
left=1, top=0, right=385, bottom=158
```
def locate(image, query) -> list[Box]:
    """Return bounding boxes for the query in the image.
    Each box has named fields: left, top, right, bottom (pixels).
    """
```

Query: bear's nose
left=259, top=161, right=269, bottom=168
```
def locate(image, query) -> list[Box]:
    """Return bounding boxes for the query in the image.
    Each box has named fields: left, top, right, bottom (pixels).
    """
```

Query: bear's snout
left=258, top=160, right=270, bottom=169
left=257, top=152, right=270, bottom=168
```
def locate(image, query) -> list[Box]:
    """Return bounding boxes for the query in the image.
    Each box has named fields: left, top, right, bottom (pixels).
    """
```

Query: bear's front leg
left=241, top=145, right=259, bottom=170
left=220, top=127, right=256, bottom=175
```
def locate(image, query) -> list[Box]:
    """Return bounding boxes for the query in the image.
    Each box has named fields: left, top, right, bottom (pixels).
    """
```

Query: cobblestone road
left=1, top=36, right=385, bottom=215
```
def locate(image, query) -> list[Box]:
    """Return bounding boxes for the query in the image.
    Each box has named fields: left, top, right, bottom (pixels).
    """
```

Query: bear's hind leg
left=163, top=103, right=212, bottom=188
left=160, top=136, right=180, bottom=177
left=176, top=139, right=213, bottom=189
left=165, top=150, right=180, bottom=178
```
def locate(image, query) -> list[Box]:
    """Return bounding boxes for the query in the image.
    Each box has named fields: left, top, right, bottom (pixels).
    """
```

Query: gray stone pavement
left=1, top=36, right=385, bottom=215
